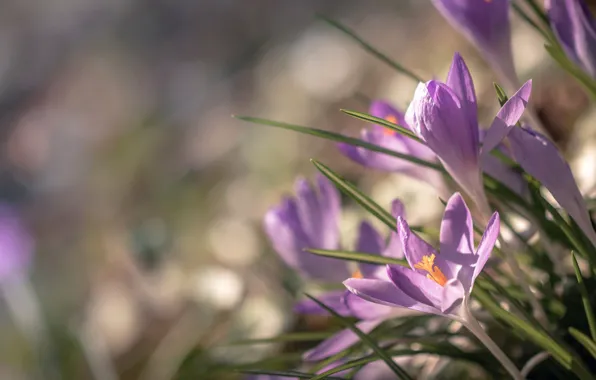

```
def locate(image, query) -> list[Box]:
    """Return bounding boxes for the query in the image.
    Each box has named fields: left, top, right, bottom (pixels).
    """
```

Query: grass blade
left=311, top=159, right=399, bottom=231
left=305, top=294, right=413, bottom=380
left=318, top=15, right=424, bottom=83
left=235, top=115, right=442, bottom=171
left=572, top=253, right=596, bottom=341
left=340, top=109, right=422, bottom=142
left=307, top=249, right=408, bottom=267
left=569, top=328, right=596, bottom=360
left=473, top=287, right=594, bottom=380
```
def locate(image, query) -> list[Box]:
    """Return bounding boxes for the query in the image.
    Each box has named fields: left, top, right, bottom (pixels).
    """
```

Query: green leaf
left=318, top=15, right=423, bottom=83
left=311, top=160, right=401, bottom=231
left=569, top=328, right=596, bottom=360
left=304, top=294, right=413, bottom=380
left=240, top=369, right=344, bottom=379
left=473, top=287, right=594, bottom=380
left=572, top=253, right=596, bottom=341
left=307, top=249, right=408, bottom=267
left=340, top=109, right=422, bottom=142
left=493, top=83, right=509, bottom=107
left=234, top=115, right=442, bottom=171
left=227, top=331, right=334, bottom=345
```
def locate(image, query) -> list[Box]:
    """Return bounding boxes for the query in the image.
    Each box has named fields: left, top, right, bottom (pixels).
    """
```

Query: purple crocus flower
left=343, top=193, right=499, bottom=319
left=547, top=0, right=596, bottom=78
left=264, top=174, right=349, bottom=282
left=431, top=0, right=518, bottom=90
left=0, top=204, right=33, bottom=284
left=508, top=125, right=596, bottom=247
left=405, top=53, right=531, bottom=213
left=299, top=200, right=419, bottom=361
left=338, top=101, right=443, bottom=189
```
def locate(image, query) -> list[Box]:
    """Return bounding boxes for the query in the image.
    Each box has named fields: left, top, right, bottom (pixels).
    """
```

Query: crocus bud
left=0, top=204, right=33, bottom=284
left=431, top=0, right=518, bottom=89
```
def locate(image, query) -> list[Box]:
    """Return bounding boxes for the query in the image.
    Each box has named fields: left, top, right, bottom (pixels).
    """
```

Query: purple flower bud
left=0, top=205, right=33, bottom=283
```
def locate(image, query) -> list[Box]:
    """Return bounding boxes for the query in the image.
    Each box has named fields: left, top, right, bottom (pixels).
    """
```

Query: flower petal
left=294, top=290, right=351, bottom=316
left=481, top=80, right=532, bottom=157
left=344, top=292, right=395, bottom=320
left=356, top=221, right=386, bottom=278
left=440, top=193, right=475, bottom=257
left=343, top=278, right=438, bottom=314
left=387, top=265, right=444, bottom=309
left=509, top=126, right=596, bottom=247
left=445, top=52, right=478, bottom=133
left=397, top=216, right=438, bottom=272
left=441, top=279, right=465, bottom=314
left=472, top=212, right=500, bottom=284
left=303, top=319, right=383, bottom=361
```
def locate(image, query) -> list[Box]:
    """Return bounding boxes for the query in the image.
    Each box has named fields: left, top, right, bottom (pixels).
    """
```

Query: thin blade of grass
left=569, top=328, right=596, bottom=360
left=571, top=253, right=596, bottom=341
left=306, top=249, right=408, bottom=267
left=318, top=15, right=423, bottom=83
left=234, top=115, right=441, bottom=171
left=227, top=331, right=334, bottom=345
left=340, top=109, right=421, bottom=142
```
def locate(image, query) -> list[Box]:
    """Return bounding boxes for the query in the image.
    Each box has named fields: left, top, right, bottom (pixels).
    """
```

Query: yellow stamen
left=413, top=254, right=448, bottom=286
left=352, top=269, right=363, bottom=279
left=383, top=115, right=398, bottom=135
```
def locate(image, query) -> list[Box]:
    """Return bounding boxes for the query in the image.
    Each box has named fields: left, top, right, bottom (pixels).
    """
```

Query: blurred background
left=0, top=0, right=595, bottom=379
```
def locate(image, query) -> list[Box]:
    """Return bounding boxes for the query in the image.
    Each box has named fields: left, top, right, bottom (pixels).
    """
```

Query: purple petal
left=387, top=265, right=444, bottom=309
left=431, top=0, right=517, bottom=87
left=405, top=81, right=483, bottom=201
left=482, top=152, right=529, bottom=200
left=509, top=126, right=596, bottom=247
left=440, top=193, right=475, bottom=257
left=445, top=52, right=478, bottom=132
left=264, top=195, right=348, bottom=282
left=380, top=199, right=407, bottom=262
left=303, top=319, right=383, bottom=361
left=316, top=173, right=341, bottom=245
left=547, top=0, right=596, bottom=77
left=343, top=278, right=438, bottom=314
left=481, top=80, right=532, bottom=156
left=473, top=212, right=500, bottom=283
left=0, top=205, right=33, bottom=283
left=441, top=279, right=465, bottom=314
left=397, top=216, right=438, bottom=272
left=356, top=221, right=386, bottom=278
left=344, top=292, right=395, bottom=320
left=294, top=290, right=351, bottom=316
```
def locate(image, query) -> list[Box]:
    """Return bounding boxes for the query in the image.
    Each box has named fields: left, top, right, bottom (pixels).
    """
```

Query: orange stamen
left=382, top=115, right=398, bottom=135
left=413, top=254, right=448, bottom=286
left=351, top=269, right=363, bottom=279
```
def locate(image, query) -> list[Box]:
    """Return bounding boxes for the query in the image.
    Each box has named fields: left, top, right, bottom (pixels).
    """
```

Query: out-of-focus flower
left=300, top=200, right=417, bottom=361
left=405, top=53, right=531, bottom=212
left=431, top=0, right=518, bottom=89
left=344, top=193, right=499, bottom=319
left=264, top=174, right=349, bottom=282
left=0, top=204, right=33, bottom=283
left=508, top=125, right=596, bottom=246
left=338, top=101, right=443, bottom=189
left=547, top=0, right=596, bottom=78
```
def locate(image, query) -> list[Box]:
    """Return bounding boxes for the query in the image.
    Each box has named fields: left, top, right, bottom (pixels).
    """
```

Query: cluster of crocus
left=249, top=2, right=596, bottom=378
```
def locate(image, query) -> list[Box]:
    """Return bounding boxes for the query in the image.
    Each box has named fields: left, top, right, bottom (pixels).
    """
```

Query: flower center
left=351, top=269, right=363, bottom=279
left=413, top=254, right=447, bottom=286
left=382, top=115, right=398, bottom=135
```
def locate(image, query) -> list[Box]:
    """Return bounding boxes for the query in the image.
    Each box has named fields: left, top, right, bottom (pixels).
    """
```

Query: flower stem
left=463, top=309, right=524, bottom=380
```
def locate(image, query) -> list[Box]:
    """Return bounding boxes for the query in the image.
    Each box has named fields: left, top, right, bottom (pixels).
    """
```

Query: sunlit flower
left=344, top=193, right=499, bottom=319
left=0, top=204, right=33, bottom=283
